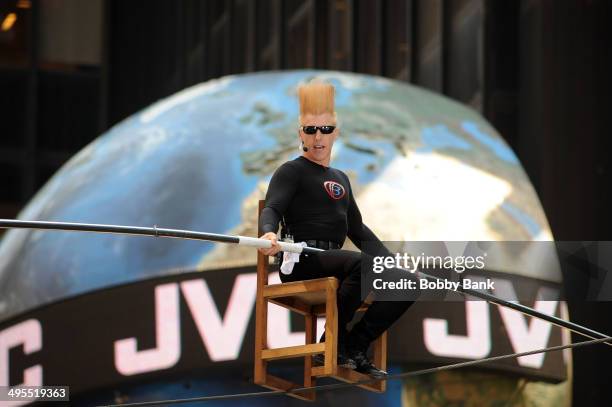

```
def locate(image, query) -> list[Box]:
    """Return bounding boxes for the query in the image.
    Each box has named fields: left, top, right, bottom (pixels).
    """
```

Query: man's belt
left=305, top=240, right=341, bottom=250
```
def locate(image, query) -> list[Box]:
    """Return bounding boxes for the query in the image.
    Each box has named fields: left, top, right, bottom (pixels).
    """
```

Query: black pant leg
left=348, top=266, right=418, bottom=349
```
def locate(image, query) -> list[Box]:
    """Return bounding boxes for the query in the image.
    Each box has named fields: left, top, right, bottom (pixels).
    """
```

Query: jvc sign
left=0, top=267, right=567, bottom=397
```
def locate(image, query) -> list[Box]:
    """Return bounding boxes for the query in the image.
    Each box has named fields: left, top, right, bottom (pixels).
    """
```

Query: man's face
left=299, top=112, right=338, bottom=165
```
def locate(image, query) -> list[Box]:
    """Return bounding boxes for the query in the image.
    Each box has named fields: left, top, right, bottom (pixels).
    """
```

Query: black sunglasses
left=300, top=125, right=336, bottom=135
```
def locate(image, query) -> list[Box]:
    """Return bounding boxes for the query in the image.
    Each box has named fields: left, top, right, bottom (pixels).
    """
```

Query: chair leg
left=254, top=248, right=269, bottom=385
left=254, top=296, right=268, bottom=385
left=324, top=284, right=338, bottom=376
left=371, top=330, right=388, bottom=392
left=302, top=312, right=317, bottom=401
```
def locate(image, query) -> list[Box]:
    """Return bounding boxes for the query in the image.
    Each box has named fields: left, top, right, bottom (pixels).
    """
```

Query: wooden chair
left=253, top=200, right=387, bottom=401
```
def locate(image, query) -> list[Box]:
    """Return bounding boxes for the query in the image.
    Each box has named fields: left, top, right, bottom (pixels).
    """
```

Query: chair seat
left=264, top=277, right=337, bottom=310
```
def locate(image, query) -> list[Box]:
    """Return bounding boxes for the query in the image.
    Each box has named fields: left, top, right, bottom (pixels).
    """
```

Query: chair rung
left=311, top=366, right=386, bottom=393
left=261, top=343, right=326, bottom=361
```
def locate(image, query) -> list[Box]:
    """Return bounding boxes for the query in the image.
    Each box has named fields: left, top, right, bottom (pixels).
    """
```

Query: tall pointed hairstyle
left=297, top=80, right=337, bottom=123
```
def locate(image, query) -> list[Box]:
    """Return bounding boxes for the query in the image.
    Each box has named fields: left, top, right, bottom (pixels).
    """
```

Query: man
left=258, top=80, right=415, bottom=378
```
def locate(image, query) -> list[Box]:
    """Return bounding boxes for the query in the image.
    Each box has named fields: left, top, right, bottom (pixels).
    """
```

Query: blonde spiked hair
left=297, top=80, right=337, bottom=124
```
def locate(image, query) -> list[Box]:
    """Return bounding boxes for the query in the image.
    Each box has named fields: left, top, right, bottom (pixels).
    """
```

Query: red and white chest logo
left=323, top=181, right=346, bottom=200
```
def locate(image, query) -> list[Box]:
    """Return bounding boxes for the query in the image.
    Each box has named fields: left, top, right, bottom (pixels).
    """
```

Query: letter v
left=496, top=283, right=558, bottom=368
left=181, top=273, right=257, bottom=361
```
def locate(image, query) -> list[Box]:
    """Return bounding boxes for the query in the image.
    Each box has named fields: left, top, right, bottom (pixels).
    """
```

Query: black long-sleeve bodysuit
left=261, top=155, right=387, bottom=254
left=260, top=155, right=415, bottom=348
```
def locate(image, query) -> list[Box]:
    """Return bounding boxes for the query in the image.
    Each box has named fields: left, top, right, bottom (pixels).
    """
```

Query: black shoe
left=312, top=345, right=357, bottom=369
left=348, top=349, right=388, bottom=378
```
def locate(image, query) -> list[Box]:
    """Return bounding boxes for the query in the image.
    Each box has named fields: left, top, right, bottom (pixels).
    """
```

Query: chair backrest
left=257, top=200, right=270, bottom=288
